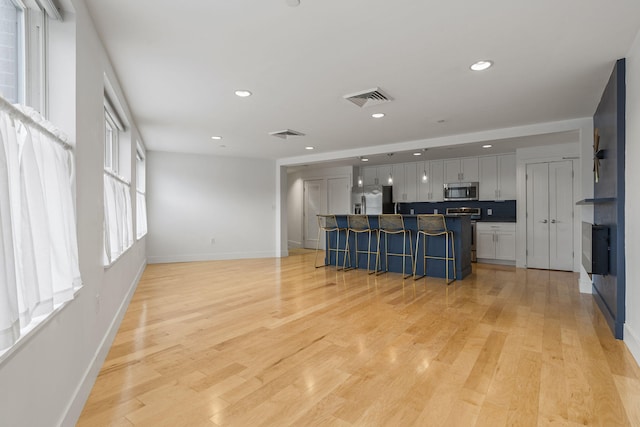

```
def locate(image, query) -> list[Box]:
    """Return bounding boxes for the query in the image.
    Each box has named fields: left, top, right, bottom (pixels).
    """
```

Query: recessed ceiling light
left=305, top=146, right=314, bottom=150
left=371, top=113, right=385, bottom=119
left=211, top=136, right=222, bottom=140
left=413, top=152, right=422, bottom=156
left=235, top=90, right=252, bottom=97
left=482, top=144, right=493, bottom=148
left=360, top=157, right=369, bottom=162
left=470, top=60, right=493, bottom=71
left=286, top=0, right=300, bottom=6
left=437, top=119, right=446, bottom=124
left=220, top=145, right=226, bottom=148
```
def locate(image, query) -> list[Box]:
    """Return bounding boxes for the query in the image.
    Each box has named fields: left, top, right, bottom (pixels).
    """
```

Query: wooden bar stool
left=376, top=214, right=414, bottom=278
left=315, top=214, right=347, bottom=268
left=343, top=215, right=377, bottom=273
left=413, top=214, right=456, bottom=284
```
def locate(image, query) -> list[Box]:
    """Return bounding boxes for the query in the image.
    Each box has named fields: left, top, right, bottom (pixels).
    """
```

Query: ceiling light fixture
left=470, top=60, right=493, bottom=71
left=422, top=170, right=428, bottom=182
left=413, top=152, right=422, bottom=156
left=371, top=113, right=385, bottom=119
left=305, top=146, right=314, bottom=150
left=211, top=136, right=222, bottom=140
left=360, top=156, right=369, bottom=162
left=482, top=144, right=493, bottom=148
left=235, top=90, right=252, bottom=97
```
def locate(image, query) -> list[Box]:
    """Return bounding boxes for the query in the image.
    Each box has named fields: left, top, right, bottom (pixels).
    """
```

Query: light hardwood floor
left=78, top=250, right=640, bottom=426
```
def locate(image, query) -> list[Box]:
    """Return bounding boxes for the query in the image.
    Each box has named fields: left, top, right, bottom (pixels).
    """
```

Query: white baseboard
left=288, top=240, right=302, bottom=249
left=624, top=324, right=640, bottom=367
left=60, top=259, right=147, bottom=427
left=147, top=251, right=277, bottom=264
left=579, top=276, right=592, bottom=294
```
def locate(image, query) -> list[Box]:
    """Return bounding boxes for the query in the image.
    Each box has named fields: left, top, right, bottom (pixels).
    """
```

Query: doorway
left=526, top=161, right=574, bottom=270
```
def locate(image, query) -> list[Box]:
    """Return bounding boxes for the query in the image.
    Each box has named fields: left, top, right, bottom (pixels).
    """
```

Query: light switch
left=487, top=208, right=493, bottom=216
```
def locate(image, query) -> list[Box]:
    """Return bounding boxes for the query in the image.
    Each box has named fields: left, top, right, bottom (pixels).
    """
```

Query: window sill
left=0, top=287, right=83, bottom=366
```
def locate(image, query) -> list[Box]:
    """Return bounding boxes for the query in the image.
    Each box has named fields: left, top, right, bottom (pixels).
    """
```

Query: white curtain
left=0, top=101, right=81, bottom=352
left=103, top=173, right=133, bottom=265
left=136, top=191, right=147, bottom=239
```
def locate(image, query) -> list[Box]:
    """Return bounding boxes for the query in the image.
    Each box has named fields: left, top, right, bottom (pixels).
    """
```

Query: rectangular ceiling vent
left=343, top=87, right=392, bottom=108
left=269, top=129, right=305, bottom=139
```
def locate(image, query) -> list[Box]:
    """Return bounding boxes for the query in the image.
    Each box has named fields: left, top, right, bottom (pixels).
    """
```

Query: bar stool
left=315, top=214, right=347, bottom=268
left=413, top=214, right=456, bottom=284
left=343, top=215, right=377, bottom=273
left=376, top=214, right=414, bottom=278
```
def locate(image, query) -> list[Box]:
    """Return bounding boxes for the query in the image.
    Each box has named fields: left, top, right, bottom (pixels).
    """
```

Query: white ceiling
left=83, top=0, right=640, bottom=165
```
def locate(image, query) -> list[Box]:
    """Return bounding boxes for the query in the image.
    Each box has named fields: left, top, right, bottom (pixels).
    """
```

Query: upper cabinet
left=417, top=160, right=444, bottom=202
left=479, top=154, right=516, bottom=200
left=444, top=157, right=479, bottom=183
left=362, top=165, right=393, bottom=186
left=392, top=163, right=417, bottom=202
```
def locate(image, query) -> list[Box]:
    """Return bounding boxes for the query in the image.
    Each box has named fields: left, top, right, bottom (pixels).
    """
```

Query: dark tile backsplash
left=398, top=200, right=516, bottom=222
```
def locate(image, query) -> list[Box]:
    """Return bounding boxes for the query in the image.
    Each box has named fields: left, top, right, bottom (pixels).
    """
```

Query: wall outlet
left=410, top=208, right=414, bottom=215
left=487, top=209, right=493, bottom=216
left=434, top=208, right=438, bottom=214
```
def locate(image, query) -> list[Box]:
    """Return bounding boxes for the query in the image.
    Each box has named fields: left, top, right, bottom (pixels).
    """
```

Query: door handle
left=540, top=219, right=548, bottom=224
left=551, top=219, right=557, bottom=224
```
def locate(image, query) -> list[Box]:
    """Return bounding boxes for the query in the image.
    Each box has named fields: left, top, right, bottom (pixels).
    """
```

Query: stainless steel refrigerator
left=352, top=185, right=394, bottom=214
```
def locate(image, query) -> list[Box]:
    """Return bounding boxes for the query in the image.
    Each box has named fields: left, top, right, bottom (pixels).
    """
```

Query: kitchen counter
left=325, top=214, right=472, bottom=280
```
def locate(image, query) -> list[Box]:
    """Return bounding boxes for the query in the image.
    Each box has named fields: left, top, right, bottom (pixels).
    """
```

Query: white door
left=526, top=161, right=574, bottom=270
left=303, top=179, right=325, bottom=249
left=549, top=161, right=573, bottom=270
left=526, top=163, right=551, bottom=269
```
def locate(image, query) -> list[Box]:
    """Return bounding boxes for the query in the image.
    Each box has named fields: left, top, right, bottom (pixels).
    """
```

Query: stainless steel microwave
left=443, top=182, right=479, bottom=201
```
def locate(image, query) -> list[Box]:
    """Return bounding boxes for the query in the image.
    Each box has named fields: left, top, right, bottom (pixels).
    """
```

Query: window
left=0, top=0, right=49, bottom=114
left=0, top=98, right=82, bottom=356
left=104, top=105, right=119, bottom=172
left=103, top=95, right=133, bottom=266
left=136, top=144, right=147, bottom=239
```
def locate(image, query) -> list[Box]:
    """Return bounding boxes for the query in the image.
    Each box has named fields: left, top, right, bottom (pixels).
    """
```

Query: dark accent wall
left=592, top=59, right=626, bottom=339
left=399, top=200, right=516, bottom=222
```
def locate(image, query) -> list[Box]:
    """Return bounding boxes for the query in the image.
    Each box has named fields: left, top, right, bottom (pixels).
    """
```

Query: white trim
left=624, top=324, right=640, bottom=367
left=58, top=259, right=146, bottom=427
left=148, top=251, right=278, bottom=264
left=579, top=274, right=592, bottom=294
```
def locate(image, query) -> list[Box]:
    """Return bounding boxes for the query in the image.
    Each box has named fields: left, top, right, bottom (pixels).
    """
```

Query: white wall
left=146, top=151, right=276, bottom=263
left=286, top=165, right=353, bottom=249
left=0, top=1, right=148, bottom=426
left=625, top=30, right=640, bottom=365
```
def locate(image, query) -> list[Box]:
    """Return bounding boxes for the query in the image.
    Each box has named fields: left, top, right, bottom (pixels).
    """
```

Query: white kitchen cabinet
left=417, top=160, right=444, bottom=202
left=444, top=157, right=479, bottom=183
left=361, top=165, right=393, bottom=186
left=476, top=222, right=516, bottom=262
left=479, top=154, right=516, bottom=200
left=392, top=163, right=417, bottom=202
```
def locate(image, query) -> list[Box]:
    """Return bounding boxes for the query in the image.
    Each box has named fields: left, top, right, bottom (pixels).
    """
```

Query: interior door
left=549, top=161, right=573, bottom=270
left=526, top=161, right=574, bottom=271
left=526, top=163, right=550, bottom=269
left=303, top=179, right=325, bottom=249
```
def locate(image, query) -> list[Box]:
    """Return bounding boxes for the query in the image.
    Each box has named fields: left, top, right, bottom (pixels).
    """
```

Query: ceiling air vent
left=269, top=129, right=306, bottom=139
left=343, top=87, right=392, bottom=108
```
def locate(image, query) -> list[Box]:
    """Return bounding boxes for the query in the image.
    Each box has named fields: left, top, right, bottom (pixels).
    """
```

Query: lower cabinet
left=476, top=222, right=516, bottom=263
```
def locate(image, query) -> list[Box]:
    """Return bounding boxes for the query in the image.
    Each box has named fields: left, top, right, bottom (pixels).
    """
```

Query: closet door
left=526, top=161, right=574, bottom=271
left=549, top=161, right=573, bottom=270
left=526, top=163, right=550, bottom=269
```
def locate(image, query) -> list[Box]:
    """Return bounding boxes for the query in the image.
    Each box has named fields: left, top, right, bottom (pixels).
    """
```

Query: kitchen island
left=325, top=215, right=472, bottom=280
